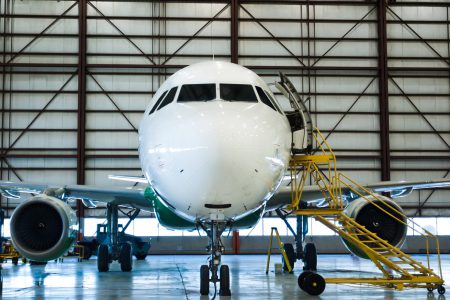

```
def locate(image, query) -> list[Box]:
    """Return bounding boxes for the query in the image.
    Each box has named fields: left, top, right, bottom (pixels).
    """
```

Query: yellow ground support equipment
left=289, top=128, right=445, bottom=295
left=0, top=240, right=22, bottom=265
left=59, top=245, right=85, bottom=262
left=266, top=227, right=292, bottom=274
left=73, top=245, right=85, bottom=262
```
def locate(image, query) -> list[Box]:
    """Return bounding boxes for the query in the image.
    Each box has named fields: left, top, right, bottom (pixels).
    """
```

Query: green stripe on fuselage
left=144, top=186, right=264, bottom=231
left=145, top=187, right=196, bottom=230
left=231, top=206, right=264, bottom=230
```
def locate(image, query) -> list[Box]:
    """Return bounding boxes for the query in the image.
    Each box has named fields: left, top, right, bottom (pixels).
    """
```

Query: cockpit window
left=178, top=84, right=216, bottom=102
left=220, top=84, right=257, bottom=102
left=149, top=90, right=168, bottom=115
left=255, top=86, right=277, bottom=112
left=156, top=86, right=178, bottom=111
left=264, top=89, right=283, bottom=114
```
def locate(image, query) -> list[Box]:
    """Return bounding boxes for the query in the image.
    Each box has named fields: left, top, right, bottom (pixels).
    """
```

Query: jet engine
left=342, top=194, right=407, bottom=258
left=10, top=195, right=78, bottom=262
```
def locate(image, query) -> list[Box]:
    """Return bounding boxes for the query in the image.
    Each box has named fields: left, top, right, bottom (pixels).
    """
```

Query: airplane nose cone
left=140, top=102, right=291, bottom=218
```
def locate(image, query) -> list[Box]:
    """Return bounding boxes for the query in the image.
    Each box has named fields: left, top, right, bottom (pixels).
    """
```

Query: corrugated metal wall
left=1, top=0, right=449, bottom=217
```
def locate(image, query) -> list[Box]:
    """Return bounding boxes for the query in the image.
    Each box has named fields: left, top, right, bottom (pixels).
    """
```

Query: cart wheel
left=427, top=287, right=434, bottom=292
left=302, top=273, right=326, bottom=296
left=438, top=285, right=445, bottom=295
left=298, top=271, right=314, bottom=290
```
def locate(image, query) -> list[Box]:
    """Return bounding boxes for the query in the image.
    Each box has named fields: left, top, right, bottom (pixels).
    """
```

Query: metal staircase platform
left=288, top=128, right=445, bottom=294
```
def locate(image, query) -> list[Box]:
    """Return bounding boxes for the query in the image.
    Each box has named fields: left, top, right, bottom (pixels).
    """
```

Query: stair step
left=359, top=239, right=379, bottom=243
left=391, top=261, right=415, bottom=265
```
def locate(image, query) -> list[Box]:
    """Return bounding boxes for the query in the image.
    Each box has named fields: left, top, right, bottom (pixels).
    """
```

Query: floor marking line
left=176, top=263, right=190, bottom=300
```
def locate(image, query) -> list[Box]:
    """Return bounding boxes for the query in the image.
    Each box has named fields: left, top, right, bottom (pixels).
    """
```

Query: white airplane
left=1, top=61, right=449, bottom=296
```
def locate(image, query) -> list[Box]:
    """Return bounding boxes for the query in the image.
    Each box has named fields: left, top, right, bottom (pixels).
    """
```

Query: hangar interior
left=1, top=0, right=450, bottom=254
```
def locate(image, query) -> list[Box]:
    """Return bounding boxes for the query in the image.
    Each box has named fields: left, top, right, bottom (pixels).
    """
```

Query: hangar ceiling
left=0, top=0, right=449, bottom=217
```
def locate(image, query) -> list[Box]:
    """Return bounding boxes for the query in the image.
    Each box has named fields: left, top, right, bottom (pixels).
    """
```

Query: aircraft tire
left=219, top=265, right=231, bottom=296
left=303, top=273, right=325, bottom=296
left=282, top=243, right=295, bottom=272
left=303, top=243, right=317, bottom=271
left=200, top=265, right=209, bottom=295
left=97, top=244, right=109, bottom=272
left=119, top=243, right=133, bottom=272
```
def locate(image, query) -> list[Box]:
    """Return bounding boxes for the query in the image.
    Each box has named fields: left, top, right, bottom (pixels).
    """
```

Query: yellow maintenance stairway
left=288, top=128, right=445, bottom=296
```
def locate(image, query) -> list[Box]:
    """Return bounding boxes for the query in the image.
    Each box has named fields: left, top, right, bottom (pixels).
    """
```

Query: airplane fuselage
left=138, top=61, right=291, bottom=222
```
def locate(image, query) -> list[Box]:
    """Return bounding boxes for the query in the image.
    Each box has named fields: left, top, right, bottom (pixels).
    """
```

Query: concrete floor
left=0, top=254, right=448, bottom=299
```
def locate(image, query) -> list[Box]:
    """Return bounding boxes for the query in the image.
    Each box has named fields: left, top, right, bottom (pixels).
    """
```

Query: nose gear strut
left=198, top=220, right=231, bottom=297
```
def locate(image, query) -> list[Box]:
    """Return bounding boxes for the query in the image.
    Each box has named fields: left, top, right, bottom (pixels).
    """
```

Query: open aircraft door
left=276, top=73, right=313, bottom=154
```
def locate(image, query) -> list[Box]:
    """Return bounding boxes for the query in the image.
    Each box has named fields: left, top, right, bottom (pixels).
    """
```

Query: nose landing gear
left=199, top=219, right=231, bottom=297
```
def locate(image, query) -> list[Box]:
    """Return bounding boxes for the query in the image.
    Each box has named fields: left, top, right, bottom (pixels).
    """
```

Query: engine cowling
left=342, top=194, right=407, bottom=259
left=10, top=195, right=78, bottom=262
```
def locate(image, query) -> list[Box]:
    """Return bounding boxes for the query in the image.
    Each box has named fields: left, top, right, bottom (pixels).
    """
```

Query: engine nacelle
left=10, top=195, right=78, bottom=262
left=342, top=194, right=407, bottom=259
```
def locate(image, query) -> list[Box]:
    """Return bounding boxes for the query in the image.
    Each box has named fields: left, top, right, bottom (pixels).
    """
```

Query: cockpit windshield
left=255, top=86, right=283, bottom=114
left=178, top=84, right=216, bottom=102
left=220, top=84, right=257, bottom=102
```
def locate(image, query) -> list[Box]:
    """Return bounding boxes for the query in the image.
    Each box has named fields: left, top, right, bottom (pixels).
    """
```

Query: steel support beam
left=1, top=0, right=7, bottom=181
left=377, top=0, right=390, bottom=181
left=230, top=0, right=239, bottom=63
left=76, top=0, right=87, bottom=240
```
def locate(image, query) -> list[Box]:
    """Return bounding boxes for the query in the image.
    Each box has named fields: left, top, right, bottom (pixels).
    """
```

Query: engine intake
left=10, top=195, right=77, bottom=262
left=343, top=194, right=407, bottom=259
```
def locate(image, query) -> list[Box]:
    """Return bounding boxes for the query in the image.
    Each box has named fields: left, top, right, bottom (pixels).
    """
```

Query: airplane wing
left=0, top=181, right=151, bottom=210
left=266, top=178, right=450, bottom=211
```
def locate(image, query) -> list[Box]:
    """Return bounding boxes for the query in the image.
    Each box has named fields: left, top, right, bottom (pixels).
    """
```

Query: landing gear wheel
left=302, top=273, right=326, bottom=296
left=200, top=265, right=209, bottom=296
left=438, top=285, right=446, bottom=295
left=219, top=265, right=231, bottom=296
left=298, top=271, right=314, bottom=290
left=303, top=243, right=317, bottom=271
left=97, top=244, right=110, bottom=272
left=282, top=243, right=295, bottom=273
left=119, top=243, right=133, bottom=272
